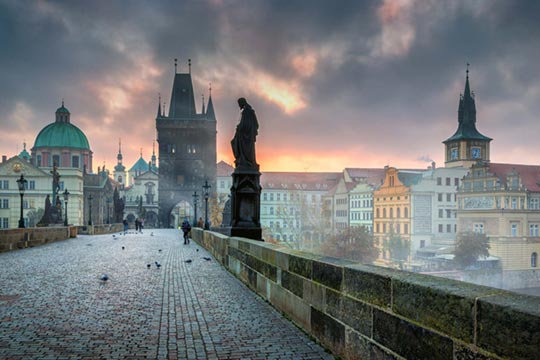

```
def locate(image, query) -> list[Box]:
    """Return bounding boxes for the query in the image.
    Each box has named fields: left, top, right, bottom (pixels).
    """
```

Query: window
left=37, top=155, right=42, bottom=167
left=438, top=209, right=443, bottom=218
left=376, top=208, right=380, bottom=218
left=269, top=221, right=274, bottom=228
left=438, top=193, right=443, bottom=202
left=532, top=253, right=538, bottom=268
left=446, top=193, right=452, bottom=202
left=473, top=223, right=484, bottom=234
left=23, top=200, right=29, bottom=209
left=263, top=193, right=267, bottom=201
left=454, top=178, right=459, bottom=187
left=446, top=209, right=452, bottom=218
left=52, top=155, right=60, bottom=167
left=437, top=177, right=442, bottom=186
left=397, top=208, right=401, bottom=218
left=72, top=155, right=79, bottom=168
left=270, top=193, right=274, bottom=201
left=383, top=208, right=386, bottom=218
left=376, top=223, right=380, bottom=233
left=0, top=180, right=8, bottom=189
left=420, top=240, right=425, bottom=248
left=396, top=224, right=400, bottom=234
left=283, top=193, right=287, bottom=201
left=269, top=207, right=274, bottom=215
left=530, top=198, right=540, bottom=210
left=28, top=180, right=35, bottom=190
left=0, top=217, right=8, bottom=228
left=450, top=148, right=458, bottom=160
left=447, top=224, right=452, bottom=233
left=446, top=178, right=451, bottom=186
left=389, top=208, right=393, bottom=218
left=511, top=198, right=517, bottom=209
left=383, top=223, right=386, bottom=233
left=511, top=223, right=518, bottom=237
left=438, top=224, right=443, bottom=233
left=0, top=199, right=8, bottom=208
left=277, top=193, right=281, bottom=201
left=404, top=207, right=408, bottom=218
left=529, top=224, right=539, bottom=237
left=404, top=224, right=408, bottom=234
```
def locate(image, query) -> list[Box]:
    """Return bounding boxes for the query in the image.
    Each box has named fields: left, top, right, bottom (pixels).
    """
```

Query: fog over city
left=1, top=0, right=540, bottom=171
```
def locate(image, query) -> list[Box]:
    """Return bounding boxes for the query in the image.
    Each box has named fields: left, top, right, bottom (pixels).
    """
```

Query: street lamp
left=202, top=180, right=211, bottom=230
left=192, top=191, right=199, bottom=227
left=63, top=189, right=70, bottom=226
left=88, top=194, right=93, bottom=225
left=106, top=197, right=111, bottom=224
left=16, top=174, right=27, bottom=228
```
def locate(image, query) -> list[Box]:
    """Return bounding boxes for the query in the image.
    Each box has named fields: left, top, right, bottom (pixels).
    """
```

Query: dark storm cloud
left=1, top=0, right=540, bottom=170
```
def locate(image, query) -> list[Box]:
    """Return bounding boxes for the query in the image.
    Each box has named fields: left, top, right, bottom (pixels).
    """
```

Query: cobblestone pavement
left=0, top=229, right=334, bottom=360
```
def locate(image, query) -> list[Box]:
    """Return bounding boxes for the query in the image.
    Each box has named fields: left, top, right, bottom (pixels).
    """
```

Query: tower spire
left=157, top=93, right=162, bottom=117
left=174, top=58, right=178, bottom=73
left=188, top=58, right=191, bottom=74
left=206, top=82, right=216, bottom=120
left=201, top=93, right=205, bottom=114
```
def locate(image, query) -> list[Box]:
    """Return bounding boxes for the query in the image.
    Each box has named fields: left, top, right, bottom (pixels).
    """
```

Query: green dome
left=34, top=122, right=90, bottom=150
left=56, top=105, right=70, bottom=114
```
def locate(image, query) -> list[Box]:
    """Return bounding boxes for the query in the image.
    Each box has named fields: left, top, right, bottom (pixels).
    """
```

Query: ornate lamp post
left=88, top=194, right=93, bottom=225
left=202, top=180, right=211, bottom=230
left=63, top=189, right=70, bottom=226
left=16, top=174, right=27, bottom=228
left=106, top=197, right=111, bottom=224
left=192, top=191, right=199, bottom=226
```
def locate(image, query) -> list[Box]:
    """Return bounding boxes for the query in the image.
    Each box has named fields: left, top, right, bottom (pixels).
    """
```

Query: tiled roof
left=488, top=163, right=540, bottom=192
left=217, top=161, right=234, bottom=176
left=260, top=172, right=340, bottom=191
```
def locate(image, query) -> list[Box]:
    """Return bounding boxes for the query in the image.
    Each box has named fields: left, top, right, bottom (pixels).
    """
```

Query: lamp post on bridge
left=16, top=174, right=27, bottom=228
left=192, top=191, right=199, bottom=227
left=202, top=180, right=211, bottom=230
left=63, top=189, right=70, bottom=226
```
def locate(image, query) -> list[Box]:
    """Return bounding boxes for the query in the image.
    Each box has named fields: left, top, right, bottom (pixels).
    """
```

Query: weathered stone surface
left=303, top=280, right=326, bottom=311
left=373, top=309, right=453, bottom=360
left=313, top=260, right=343, bottom=291
left=289, top=254, right=312, bottom=279
left=453, top=343, right=498, bottom=360
left=345, top=329, right=400, bottom=360
left=269, top=281, right=311, bottom=331
left=311, top=307, right=345, bottom=355
left=261, top=246, right=276, bottom=266
left=343, top=265, right=393, bottom=308
left=228, top=246, right=247, bottom=263
left=392, top=273, right=495, bottom=343
left=281, top=270, right=304, bottom=298
left=325, top=289, right=372, bottom=337
left=244, top=252, right=277, bottom=282
left=476, top=292, right=540, bottom=360
left=275, top=250, right=289, bottom=270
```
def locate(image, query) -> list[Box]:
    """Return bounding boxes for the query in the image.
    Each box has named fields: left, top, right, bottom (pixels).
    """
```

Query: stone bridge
left=1, top=228, right=539, bottom=359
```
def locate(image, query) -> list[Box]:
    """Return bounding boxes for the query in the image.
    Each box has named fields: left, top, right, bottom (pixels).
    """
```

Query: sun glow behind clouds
left=255, top=72, right=306, bottom=114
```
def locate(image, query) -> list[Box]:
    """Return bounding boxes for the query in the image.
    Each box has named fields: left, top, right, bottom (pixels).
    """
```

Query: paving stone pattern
left=0, top=229, right=334, bottom=360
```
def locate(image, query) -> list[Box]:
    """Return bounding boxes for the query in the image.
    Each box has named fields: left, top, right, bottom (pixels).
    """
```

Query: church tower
left=444, top=66, right=492, bottom=168
left=156, top=59, right=217, bottom=227
left=113, top=139, right=127, bottom=187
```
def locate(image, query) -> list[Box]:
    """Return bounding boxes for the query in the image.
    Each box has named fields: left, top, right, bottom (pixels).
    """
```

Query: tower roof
left=33, top=103, right=90, bottom=150
left=168, top=73, right=196, bottom=118
left=444, top=67, right=491, bottom=143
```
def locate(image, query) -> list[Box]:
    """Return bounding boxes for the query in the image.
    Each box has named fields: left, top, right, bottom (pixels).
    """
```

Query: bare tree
left=454, top=231, right=490, bottom=268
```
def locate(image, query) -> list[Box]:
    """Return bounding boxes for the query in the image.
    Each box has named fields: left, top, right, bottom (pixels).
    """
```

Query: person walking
left=181, top=219, right=191, bottom=244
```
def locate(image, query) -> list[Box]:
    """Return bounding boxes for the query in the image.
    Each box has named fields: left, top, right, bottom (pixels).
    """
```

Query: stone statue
left=37, top=195, right=52, bottom=226
left=231, top=98, right=259, bottom=169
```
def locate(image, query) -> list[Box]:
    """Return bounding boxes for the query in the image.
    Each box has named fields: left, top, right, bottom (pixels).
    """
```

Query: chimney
left=431, top=161, right=436, bottom=169
left=2, top=155, right=6, bottom=163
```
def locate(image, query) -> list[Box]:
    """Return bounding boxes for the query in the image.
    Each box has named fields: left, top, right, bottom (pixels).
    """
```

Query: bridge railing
left=192, top=228, right=539, bottom=360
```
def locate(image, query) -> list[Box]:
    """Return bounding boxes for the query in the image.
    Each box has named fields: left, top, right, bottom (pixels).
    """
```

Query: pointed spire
left=162, top=101, right=166, bottom=116
left=140, top=147, right=143, bottom=158
left=174, top=58, right=178, bottom=74
left=201, top=93, right=206, bottom=114
left=157, top=93, right=162, bottom=117
left=206, top=82, right=216, bottom=120
left=188, top=58, right=191, bottom=74
left=464, top=63, right=471, bottom=98
left=151, top=140, right=157, bottom=169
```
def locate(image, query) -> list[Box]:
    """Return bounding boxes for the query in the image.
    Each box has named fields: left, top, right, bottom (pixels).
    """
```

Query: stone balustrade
left=192, top=228, right=540, bottom=360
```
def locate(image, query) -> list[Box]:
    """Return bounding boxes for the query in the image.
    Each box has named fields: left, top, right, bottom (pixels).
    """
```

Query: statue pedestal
left=227, top=167, right=262, bottom=241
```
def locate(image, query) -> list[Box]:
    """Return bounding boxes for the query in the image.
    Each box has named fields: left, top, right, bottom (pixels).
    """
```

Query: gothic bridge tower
left=156, top=59, right=217, bottom=227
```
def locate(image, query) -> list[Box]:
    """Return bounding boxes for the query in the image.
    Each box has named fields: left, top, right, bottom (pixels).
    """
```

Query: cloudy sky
left=1, top=0, right=539, bottom=172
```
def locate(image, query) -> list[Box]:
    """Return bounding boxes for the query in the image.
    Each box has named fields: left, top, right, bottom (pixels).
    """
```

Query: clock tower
left=443, top=66, right=492, bottom=168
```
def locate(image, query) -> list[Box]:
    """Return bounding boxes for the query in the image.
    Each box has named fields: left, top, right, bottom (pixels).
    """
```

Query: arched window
left=376, top=208, right=380, bottom=218
left=383, top=208, right=387, bottom=218
left=532, top=252, right=538, bottom=268
left=389, top=208, right=393, bottom=218
left=404, top=207, right=409, bottom=218
left=397, top=207, right=401, bottom=218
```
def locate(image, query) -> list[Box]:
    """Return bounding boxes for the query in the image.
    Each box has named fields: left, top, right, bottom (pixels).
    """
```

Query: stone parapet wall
left=192, top=228, right=540, bottom=360
left=0, top=226, right=75, bottom=252
left=76, top=223, right=123, bottom=235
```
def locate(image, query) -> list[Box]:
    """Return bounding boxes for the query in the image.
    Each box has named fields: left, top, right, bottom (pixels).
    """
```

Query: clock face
left=12, top=163, right=22, bottom=173
left=471, top=147, right=481, bottom=159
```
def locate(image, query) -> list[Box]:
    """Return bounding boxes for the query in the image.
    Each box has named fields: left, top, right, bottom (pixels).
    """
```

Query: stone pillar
left=229, top=168, right=262, bottom=240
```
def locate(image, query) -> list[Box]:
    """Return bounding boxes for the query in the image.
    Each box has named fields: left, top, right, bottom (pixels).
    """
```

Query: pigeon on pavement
left=100, top=274, right=109, bottom=281
left=185, top=259, right=193, bottom=263
left=147, top=264, right=151, bottom=269
left=203, top=257, right=211, bottom=261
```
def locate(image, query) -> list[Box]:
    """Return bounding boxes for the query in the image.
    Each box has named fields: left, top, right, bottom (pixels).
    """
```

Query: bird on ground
left=155, top=261, right=161, bottom=268
left=158, top=249, right=162, bottom=252
left=147, top=264, right=151, bottom=269
left=203, top=257, right=211, bottom=261
left=122, top=246, right=125, bottom=250
left=196, top=249, right=199, bottom=252
left=100, top=274, right=109, bottom=282
left=151, top=232, right=154, bottom=236
left=185, top=259, right=193, bottom=263
left=112, top=235, right=116, bottom=238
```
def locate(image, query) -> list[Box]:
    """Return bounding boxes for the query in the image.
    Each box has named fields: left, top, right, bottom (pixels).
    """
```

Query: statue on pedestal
left=231, top=98, right=259, bottom=170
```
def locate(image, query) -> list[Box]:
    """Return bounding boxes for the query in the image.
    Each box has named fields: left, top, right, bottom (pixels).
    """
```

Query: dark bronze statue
left=231, top=98, right=259, bottom=169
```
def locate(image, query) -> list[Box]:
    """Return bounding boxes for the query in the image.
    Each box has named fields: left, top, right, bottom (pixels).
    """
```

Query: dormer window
left=450, top=147, right=458, bottom=160
left=471, top=147, right=481, bottom=159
